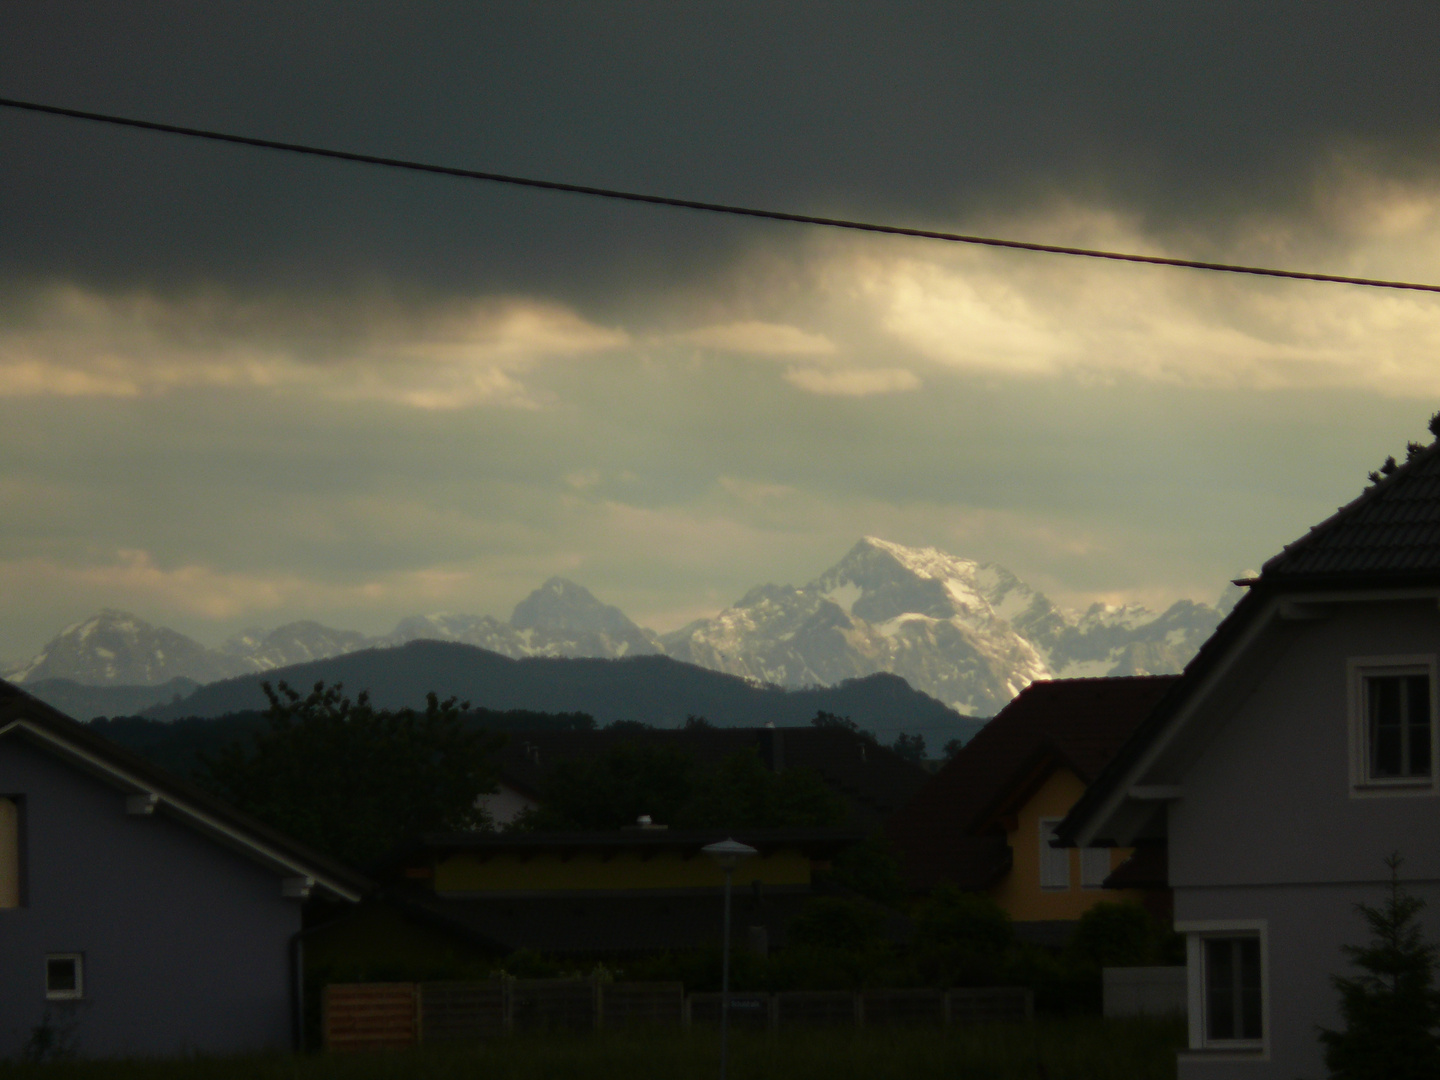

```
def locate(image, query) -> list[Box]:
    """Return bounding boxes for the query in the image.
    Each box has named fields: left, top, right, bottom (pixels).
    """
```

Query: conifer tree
left=1318, top=853, right=1440, bottom=1080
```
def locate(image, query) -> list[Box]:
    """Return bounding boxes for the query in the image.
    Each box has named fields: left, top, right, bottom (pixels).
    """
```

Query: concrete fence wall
left=323, top=981, right=1033, bottom=1050
left=1101, top=966, right=1187, bottom=1018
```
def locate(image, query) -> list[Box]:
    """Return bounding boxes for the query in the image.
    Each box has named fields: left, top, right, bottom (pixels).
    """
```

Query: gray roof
left=1262, top=440, right=1440, bottom=579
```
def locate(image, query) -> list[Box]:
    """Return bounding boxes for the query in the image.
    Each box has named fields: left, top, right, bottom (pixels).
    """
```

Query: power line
left=5, top=94, right=1440, bottom=295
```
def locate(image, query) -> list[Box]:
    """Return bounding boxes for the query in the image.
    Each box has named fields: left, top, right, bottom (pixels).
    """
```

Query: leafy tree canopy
left=890, top=732, right=926, bottom=763
left=911, top=886, right=1015, bottom=987
left=810, top=710, right=878, bottom=743
left=826, top=832, right=905, bottom=906
left=1063, top=901, right=1175, bottom=973
left=514, top=744, right=848, bottom=832
left=788, top=896, right=884, bottom=951
left=197, top=680, right=505, bottom=870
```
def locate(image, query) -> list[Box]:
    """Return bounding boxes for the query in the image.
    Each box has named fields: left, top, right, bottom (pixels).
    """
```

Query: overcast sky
left=4, top=2, right=1440, bottom=661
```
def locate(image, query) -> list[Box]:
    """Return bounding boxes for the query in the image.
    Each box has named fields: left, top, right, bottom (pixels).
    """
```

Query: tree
left=514, top=744, right=848, bottom=831
left=788, top=896, right=884, bottom=951
left=810, top=710, right=878, bottom=743
left=515, top=740, right=698, bottom=831
left=828, top=832, right=905, bottom=906
left=1063, top=901, right=1166, bottom=973
left=911, top=886, right=1015, bottom=987
left=890, top=732, right=926, bottom=763
left=677, top=747, right=848, bottom=829
left=197, top=681, right=504, bottom=870
left=1318, top=853, right=1440, bottom=1080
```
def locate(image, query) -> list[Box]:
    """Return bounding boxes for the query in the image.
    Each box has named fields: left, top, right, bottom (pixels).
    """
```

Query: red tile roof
left=885, top=676, right=1178, bottom=891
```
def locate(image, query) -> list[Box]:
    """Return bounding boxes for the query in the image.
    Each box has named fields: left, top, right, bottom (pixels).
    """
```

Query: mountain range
left=5, top=537, right=1241, bottom=718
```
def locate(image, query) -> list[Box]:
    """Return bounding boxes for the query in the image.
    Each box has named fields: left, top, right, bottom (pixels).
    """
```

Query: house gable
left=0, top=682, right=365, bottom=902
left=1167, top=598, right=1440, bottom=888
left=988, top=762, right=1139, bottom=922
left=886, top=675, right=1175, bottom=894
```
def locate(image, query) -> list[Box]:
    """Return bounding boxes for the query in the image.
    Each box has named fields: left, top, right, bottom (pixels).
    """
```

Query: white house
left=0, top=681, right=365, bottom=1058
left=1057, top=441, right=1440, bottom=1079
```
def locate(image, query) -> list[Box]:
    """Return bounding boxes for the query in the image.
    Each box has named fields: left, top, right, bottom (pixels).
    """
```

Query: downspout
left=290, top=913, right=350, bottom=1053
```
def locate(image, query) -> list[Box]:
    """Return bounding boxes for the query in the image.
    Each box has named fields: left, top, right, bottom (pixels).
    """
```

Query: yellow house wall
left=987, top=767, right=1145, bottom=922
left=434, top=848, right=812, bottom=894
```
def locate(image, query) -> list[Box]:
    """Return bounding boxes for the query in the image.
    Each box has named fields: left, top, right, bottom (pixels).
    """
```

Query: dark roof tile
left=1264, top=442, right=1440, bottom=579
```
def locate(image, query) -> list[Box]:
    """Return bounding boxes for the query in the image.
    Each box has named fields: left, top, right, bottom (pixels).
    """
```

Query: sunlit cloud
left=675, top=320, right=836, bottom=356
left=812, top=177, right=1440, bottom=396
left=782, top=365, right=920, bottom=396
left=0, top=286, right=628, bottom=408
left=0, top=549, right=483, bottom=621
left=717, top=476, right=797, bottom=504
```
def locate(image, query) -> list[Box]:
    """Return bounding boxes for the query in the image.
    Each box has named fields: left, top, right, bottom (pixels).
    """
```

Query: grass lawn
left=0, top=1016, right=1185, bottom=1080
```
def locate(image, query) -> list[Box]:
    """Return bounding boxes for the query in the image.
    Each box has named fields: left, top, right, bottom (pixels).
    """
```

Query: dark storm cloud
left=3, top=2, right=1440, bottom=305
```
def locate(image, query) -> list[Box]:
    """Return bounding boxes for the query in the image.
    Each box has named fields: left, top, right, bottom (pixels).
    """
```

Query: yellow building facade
left=985, top=765, right=1144, bottom=922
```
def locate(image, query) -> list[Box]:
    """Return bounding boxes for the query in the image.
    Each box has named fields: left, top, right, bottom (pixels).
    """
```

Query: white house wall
left=1165, top=598, right=1440, bottom=1079
left=0, top=737, right=301, bottom=1058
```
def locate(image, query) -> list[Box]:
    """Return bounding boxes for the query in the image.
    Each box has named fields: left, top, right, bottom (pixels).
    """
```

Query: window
left=1203, top=937, right=1262, bottom=1043
left=1350, top=658, right=1438, bottom=793
left=1080, top=847, right=1112, bottom=889
left=0, top=796, right=18, bottom=909
left=46, top=954, right=83, bottom=1000
left=1180, top=921, right=1267, bottom=1054
left=1038, top=818, right=1069, bottom=890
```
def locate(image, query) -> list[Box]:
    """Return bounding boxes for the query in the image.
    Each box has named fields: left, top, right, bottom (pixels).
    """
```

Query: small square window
left=1350, top=659, right=1438, bottom=793
left=46, top=954, right=83, bottom=1000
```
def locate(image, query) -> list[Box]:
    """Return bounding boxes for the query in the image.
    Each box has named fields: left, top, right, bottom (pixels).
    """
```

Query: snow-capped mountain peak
left=7, top=609, right=245, bottom=687
left=8, top=539, right=1235, bottom=719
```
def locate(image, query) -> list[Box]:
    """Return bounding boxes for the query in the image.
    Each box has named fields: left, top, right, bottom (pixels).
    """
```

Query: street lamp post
left=702, top=838, right=757, bottom=1080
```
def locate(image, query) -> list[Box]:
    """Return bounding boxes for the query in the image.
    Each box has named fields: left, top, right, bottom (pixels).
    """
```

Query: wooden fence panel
left=322, top=983, right=419, bottom=1051
left=420, top=981, right=508, bottom=1042
left=945, top=987, right=1033, bottom=1025
left=321, top=980, right=1037, bottom=1047
left=511, top=978, right=597, bottom=1031
left=600, top=982, right=685, bottom=1028
left=862, top=988, right=944, bottom=1026
left=776, top=991, right=857, bottom=1027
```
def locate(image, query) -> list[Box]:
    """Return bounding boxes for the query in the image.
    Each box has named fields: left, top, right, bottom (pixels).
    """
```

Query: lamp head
left=702, top=837, right=758, bottom=872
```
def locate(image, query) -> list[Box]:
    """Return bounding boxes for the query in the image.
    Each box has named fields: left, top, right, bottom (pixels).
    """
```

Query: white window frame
left=1348, top=655, right=1440, bottom=797
left=1038, top=817, right=1069, bottom=891
left=1080, top=846, right=1112, bottom=889
left=1177, top=920, right=1268, bottom=1059
left=45, top=953, right=83, bottom=1001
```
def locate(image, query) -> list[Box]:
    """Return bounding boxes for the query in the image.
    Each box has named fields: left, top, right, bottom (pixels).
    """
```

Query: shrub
left=911, top=887, right=1014, bottom=987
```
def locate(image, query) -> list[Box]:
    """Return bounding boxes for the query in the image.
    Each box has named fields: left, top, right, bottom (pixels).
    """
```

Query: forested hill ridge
left=135, top=639, right=981, bottom=748
left=5, top=537, right=1242, bottom=716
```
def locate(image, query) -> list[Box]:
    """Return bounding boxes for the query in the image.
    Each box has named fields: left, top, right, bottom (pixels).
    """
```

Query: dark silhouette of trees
left=513, top=743, right=847, bottom=832
left=197, top=680, right=503, bottom=869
